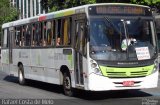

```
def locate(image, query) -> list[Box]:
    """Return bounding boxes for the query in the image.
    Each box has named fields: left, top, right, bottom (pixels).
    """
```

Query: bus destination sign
left=89, top=5, right=152, bottom=16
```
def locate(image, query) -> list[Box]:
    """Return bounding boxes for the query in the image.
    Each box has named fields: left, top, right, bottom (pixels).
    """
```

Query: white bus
left=1, top=3, right=159, bottom=96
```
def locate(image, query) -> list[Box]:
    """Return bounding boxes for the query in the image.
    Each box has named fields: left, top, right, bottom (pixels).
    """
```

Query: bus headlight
left=152, top=59, right=159, bottom=74
left=91, top=63, right=97, bottom=68
left=90, top=60, right=102, bottom=75
left=93, top=68, right=102, bottom=75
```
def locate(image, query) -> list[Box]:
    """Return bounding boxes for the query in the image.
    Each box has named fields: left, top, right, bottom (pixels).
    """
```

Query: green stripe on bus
left=67, top=54, right=73, bottom=68
left=54, top=10, right=75, bottom=18
left=99, top=65, right=154, bottom=77
left=64, top=10, right=75, bottom=16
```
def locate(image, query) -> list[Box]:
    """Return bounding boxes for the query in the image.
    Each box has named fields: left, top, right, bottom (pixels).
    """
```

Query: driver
left=121, top=36, right=136, bottom=51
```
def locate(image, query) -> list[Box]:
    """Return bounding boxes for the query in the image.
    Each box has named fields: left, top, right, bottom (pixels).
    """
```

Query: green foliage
left=42, top=0, right=96, bottom=12
left=96, top=0, right=131, bottom=3
left=0, top=0, right=18, bottom=44
left=131, top=0, right=160, bottom=5
left=0, top=0, right=18, bottom=24
left=40, top=0, right=160, bottom=14
left=131, top=0, right=160, bottom=12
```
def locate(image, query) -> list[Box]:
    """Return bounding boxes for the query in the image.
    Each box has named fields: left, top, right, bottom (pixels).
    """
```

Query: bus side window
left=43, top=22, right=47, bottom=46
left=22, top=25, right=26, bottom=46
left=63, top=18, right=72, bottom=46
left=63, top=19, right=68, bottom=45
left=51, top=20, right=56, bottom=46
left=32, top=23, right=40, bottom=47
left=46, top=21, right=52, bottom=46
left=55, top=18, right=72, bottom=46
left=15, top=26, right=22, bottom=47
left=56, top=19, right=62, bottom=46
left=2, top=29, right=8, bottom=48
left=56, top=18, right=72, bottom=46
left=32, top=24, right=36, bottom=46
left=25, top=25, right=31, bottom=46
left=68, top=18, right=72, bottom=45
left=35, top=23, right=41, bottom=46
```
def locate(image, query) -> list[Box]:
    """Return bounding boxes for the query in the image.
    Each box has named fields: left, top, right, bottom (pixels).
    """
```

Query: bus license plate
left=123, top=81, right=134, bottom=86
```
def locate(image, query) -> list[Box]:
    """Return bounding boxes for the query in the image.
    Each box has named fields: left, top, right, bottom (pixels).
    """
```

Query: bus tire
left=63, top=72, right=73, bottom=96
left=18, top=65, right=25, bottom=85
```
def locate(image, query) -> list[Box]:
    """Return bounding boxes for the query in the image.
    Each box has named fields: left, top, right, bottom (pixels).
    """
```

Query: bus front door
left=75, top=21, right=86, bottom=87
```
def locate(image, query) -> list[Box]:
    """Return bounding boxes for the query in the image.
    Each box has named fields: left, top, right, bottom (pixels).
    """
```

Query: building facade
left=10, top=0, right=45, bottom=19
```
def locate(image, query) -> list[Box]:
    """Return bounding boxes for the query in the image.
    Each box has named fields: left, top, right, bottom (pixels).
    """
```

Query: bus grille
left=106, top=71, right=148, bottom=78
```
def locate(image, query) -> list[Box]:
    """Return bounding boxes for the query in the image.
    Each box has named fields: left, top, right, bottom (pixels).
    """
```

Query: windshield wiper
left=121, top=20, right=129, bottom=58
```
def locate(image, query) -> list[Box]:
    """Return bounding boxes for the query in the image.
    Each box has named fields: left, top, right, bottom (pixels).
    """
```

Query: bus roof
left=2, top=3, right=150, bottom=29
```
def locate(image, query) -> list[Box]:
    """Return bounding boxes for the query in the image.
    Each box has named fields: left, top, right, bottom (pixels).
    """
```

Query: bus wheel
left=63, top=72, right=73, bottom=96
left=18, top=65, right=25, bottom=85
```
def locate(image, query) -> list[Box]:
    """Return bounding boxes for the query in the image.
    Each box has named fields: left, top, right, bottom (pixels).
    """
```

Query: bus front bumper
left=87, top=71, right=159, bottom=91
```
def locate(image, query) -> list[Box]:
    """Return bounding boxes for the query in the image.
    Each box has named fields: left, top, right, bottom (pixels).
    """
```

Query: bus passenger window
left=56, top=18, right=72, bottom=46
left=43, top=22, right=47, bottom=46
left=25, top=25, right=31, bottom=46
left=51, top=20, right=55, bottom=46
left=22, top=26, right=26, bottom=46
left=56, top=19, right=62, bottom=46
left=32, top=24, right=36, bottom=46
left=62, top=18, right=72, bottom=46
left=63, top=19, right=68, bottom=45
left=32, top=24, right=41, bottom=47
left=55, top=18, right=72, bottom=46
left=35, top=23, right=41, bottom=46
left=3, top=29, right=8, bottom=48
left=68, top=18, right=72, bottom=45
left=46, top=21, right=52, bottom=45
left=39, top=22, right=43, bottom=46
left=15, top=26, right=22, bottom=47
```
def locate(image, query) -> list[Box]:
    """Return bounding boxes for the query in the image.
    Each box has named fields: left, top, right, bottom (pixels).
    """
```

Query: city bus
left=1, top=3, right=159, bottom=96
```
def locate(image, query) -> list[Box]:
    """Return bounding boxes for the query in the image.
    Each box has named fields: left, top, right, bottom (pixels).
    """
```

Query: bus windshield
left=89, top=17, right=157, bottom=61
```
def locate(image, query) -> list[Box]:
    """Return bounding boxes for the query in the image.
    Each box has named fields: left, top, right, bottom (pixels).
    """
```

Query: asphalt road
left=0, top=70, right=160, bottom=105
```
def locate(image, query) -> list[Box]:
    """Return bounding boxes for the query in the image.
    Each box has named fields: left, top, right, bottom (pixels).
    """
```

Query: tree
left=0, top=0, right=18, bottom=24
left=131, top=0, right=160, bottom=13
left=41, top=0, right=160, bottom=13
left=40, top=0, right=49, bottom=12
left=131, top=0, right=160, bottom=4
left=96, top=0, right=131, bottom=3
left=41, top=0, right=96, bottom=12
left=0, top=0, right=18, bottom=45
left=96, top=0, right=160, bottom=13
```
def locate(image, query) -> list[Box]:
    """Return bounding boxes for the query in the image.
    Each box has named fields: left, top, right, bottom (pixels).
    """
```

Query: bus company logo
left=142, top=98, right=159, bottom=105
left=117, top=62, right=138, bottom=65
